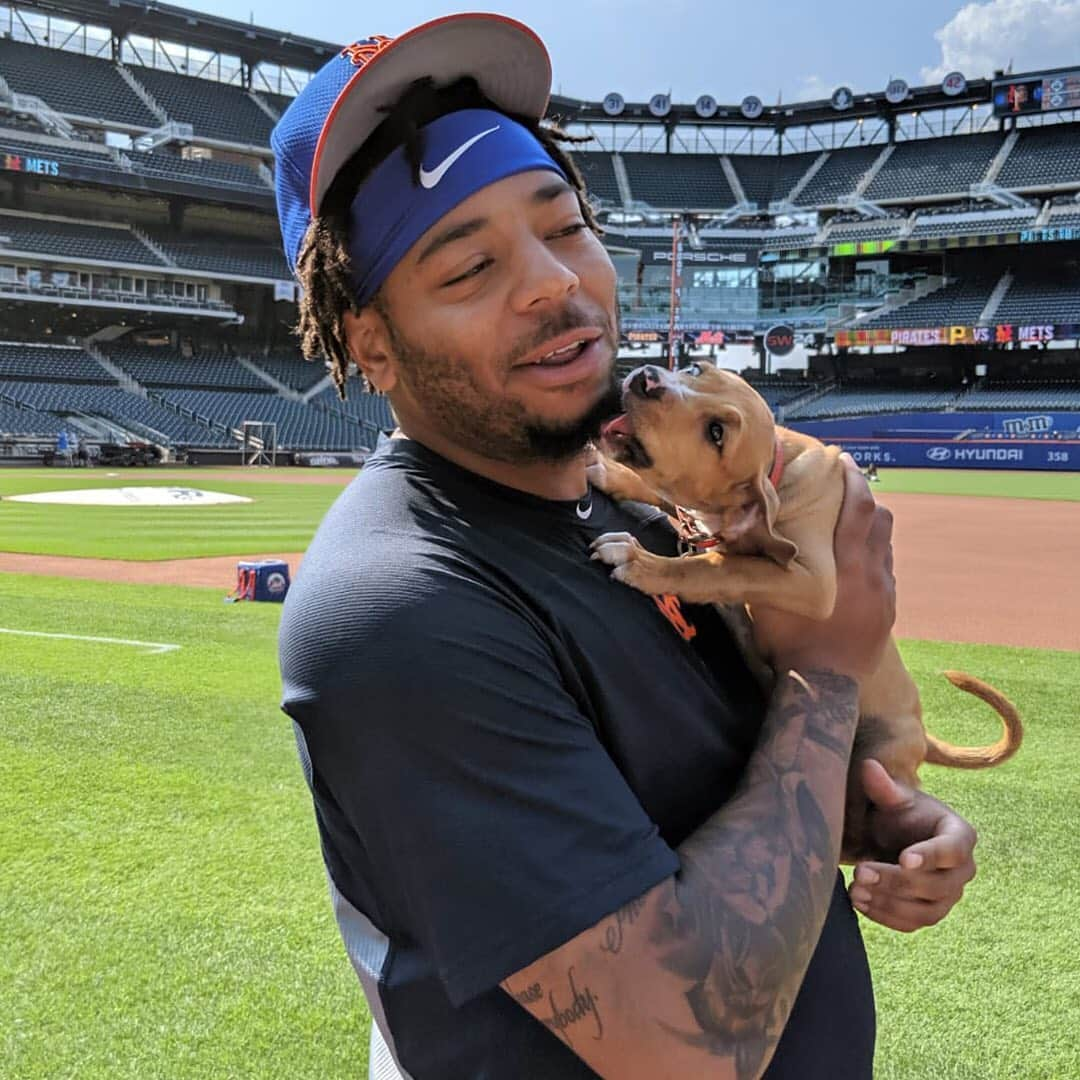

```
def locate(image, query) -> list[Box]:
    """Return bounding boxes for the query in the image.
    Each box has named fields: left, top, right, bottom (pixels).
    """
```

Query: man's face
left=356, top=170, right=621, bottom=464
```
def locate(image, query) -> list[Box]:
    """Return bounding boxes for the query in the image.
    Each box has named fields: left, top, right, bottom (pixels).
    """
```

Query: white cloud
left=922, top=0, right=1080, bottom=82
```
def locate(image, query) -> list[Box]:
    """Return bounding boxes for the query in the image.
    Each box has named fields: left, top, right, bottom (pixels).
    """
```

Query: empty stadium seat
left=127, top=150, right=269, bottom=191
left=127, top=66, right=275, bottom=145
left=958, top=383, right=1080, bottom=410
left=569, top=152, right=622, bottom=203
left=0, top=342, right=111, bottom=382
left=909, top=206, right=1037, bottom=238
left=728, top=153, right=817, bottom=209
left=104, top=345, right=272, bottom=390
left=865, top=134, right=1002, bottom=201
left=621, top=153, right=734, bottom=209
left=794, top=145, right=883, bottom=207
left=0, top=379, right=231, bottom=445
left=997, top=125, right=1080, bottom=189
left=993, top=277, right=1080, bottom=324
left=786, top=387, right=962, bottom=419
left=0, top=397, right=65, bottom=437
left=857, top=277, right=996, bottom=329
left=0, top=38, right=157, bottom=128
left=147, top=232, right=290, bottom=280
left=309, top=384, right=395, bottom=430
left=156, top=389, right=374, bottom=449
left=0, top=212, right=163, bottom=266
left=255, top=353, right=328, bottom=391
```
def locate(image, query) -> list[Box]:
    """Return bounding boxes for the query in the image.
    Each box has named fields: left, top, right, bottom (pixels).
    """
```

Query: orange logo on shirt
left=653, top=594, right=697, bottom=643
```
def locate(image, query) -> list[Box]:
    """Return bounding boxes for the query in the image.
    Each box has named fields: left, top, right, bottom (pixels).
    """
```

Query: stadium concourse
left=0, top=0, right=1079, bottom=470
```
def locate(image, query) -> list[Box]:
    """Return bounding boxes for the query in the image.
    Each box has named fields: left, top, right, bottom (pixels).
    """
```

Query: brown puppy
left=590, top=362, right=1022, bottom=856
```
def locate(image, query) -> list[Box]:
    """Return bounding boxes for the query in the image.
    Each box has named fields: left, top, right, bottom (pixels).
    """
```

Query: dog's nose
left=628, top=365, right=666, bottom=400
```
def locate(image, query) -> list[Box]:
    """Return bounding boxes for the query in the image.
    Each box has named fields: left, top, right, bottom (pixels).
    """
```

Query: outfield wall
left=813, top=437, right=1079, bottom=470
left=788, top=410, right=1080, bottom=440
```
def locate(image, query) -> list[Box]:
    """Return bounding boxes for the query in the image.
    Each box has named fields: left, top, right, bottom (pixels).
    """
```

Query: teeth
left=538, top=339, right=586, bottom=363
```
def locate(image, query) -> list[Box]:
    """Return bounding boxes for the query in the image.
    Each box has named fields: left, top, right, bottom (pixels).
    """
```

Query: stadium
left=0, top=2, right=1077, bottom=1078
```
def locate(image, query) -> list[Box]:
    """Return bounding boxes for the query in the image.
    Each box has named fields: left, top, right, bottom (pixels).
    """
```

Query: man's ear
left=343, top=307, right=397, bottom=393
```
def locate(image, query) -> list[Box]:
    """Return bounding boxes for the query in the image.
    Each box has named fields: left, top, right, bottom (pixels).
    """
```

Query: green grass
left=0, top=575, right=368, bottom=1080
left=872, top=467, right=1080, bottom=501
left=2, top=571, right=1076, bottom=1077
left=0, top=468, right=351, bottom=559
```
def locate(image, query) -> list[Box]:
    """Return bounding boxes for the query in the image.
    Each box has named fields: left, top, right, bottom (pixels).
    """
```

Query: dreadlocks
left=293, top=76, right=601, bottom=398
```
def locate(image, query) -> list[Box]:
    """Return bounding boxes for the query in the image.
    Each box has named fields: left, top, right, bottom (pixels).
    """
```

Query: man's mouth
left=516, top=328, right=603, bottom=367
left=600, top=413, right=652, bottom=469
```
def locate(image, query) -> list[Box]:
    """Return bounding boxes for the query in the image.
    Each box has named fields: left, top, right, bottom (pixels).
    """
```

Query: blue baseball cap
left=271, top=13, right=554, bottom=276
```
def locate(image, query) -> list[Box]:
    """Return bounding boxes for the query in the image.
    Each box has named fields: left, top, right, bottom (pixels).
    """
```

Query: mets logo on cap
left=340, top=36, right=393, bottom=68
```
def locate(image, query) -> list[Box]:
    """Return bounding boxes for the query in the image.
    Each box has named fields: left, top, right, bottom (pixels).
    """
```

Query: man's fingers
left=899, top=815, right=978, bottom=874
left=852, top=860, right=974, bottom=904
left=849, top=885, right=952, bottom=933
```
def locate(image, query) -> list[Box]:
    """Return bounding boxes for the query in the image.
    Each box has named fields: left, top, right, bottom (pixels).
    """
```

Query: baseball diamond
left=1, top=1, right=1079, bottom=1078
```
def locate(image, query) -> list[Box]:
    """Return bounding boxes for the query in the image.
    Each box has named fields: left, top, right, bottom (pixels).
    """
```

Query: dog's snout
left=628, top=365, right=666, bottom=400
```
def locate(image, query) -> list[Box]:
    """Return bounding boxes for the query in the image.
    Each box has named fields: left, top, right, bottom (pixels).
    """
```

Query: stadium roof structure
left=9, top=0, right=336, bottom=70
left=4, top=0, right=1060, bottom=135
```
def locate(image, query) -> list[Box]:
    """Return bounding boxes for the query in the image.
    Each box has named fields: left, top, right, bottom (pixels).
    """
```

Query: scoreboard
left=993, top=69, right=1080, bottom=115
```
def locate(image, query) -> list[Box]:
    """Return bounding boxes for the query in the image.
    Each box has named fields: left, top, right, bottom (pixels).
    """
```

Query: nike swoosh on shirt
left=418, top=125, right=500, bottom=189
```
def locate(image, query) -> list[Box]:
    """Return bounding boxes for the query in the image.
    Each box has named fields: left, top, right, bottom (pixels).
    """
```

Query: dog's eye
left=708, top=420, right=725, bottom=446
left=686, top=363, right=702, bottom=376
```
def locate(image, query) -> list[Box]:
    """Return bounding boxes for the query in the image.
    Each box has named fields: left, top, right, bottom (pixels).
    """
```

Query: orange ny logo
left=340, top=36, right=393, bottom=67
left=653, top=594, right=697, bottom=643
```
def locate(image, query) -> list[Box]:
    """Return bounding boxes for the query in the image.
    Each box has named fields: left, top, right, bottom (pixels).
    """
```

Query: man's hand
left=848, top=759, right=977, bottom=932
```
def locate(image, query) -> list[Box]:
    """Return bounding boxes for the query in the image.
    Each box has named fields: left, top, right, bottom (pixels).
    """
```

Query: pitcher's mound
left=7, top=487, right=252, bottom=506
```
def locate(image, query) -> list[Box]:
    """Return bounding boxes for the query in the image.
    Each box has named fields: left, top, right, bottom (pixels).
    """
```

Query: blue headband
left=346, top=108, right=567, bottom=305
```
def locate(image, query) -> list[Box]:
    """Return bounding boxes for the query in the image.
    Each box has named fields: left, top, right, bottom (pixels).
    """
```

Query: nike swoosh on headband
left=419, top=125, right=501, bottom=189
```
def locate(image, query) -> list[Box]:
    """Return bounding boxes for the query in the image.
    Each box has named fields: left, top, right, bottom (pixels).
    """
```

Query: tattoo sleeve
left=502, top=669, right=858, bottom=1080
left=654, top=669, right=859, bottom=1078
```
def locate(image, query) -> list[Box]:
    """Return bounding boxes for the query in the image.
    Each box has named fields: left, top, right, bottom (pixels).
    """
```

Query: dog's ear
left=747, top=472, right=799, bottom=567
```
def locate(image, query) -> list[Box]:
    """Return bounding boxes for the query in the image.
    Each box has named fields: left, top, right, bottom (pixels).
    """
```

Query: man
left=275, top=15, right=976, bottom=1079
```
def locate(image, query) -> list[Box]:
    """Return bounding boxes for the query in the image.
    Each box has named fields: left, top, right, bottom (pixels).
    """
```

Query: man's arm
left=504, top=460, right=894, bottom=1080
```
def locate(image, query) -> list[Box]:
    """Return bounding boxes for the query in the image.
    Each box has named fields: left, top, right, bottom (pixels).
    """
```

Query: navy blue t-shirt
left=279, top=439, right=874, bottom=1079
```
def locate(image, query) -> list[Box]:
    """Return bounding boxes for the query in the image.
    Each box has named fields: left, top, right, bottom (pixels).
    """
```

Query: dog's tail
left=924, top=670, right=1023, bottom=769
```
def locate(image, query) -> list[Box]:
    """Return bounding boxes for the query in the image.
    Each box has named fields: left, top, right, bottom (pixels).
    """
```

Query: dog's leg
left=591, top=533, right=836, bottom=619
left=586, top=453, right=672, bottom=512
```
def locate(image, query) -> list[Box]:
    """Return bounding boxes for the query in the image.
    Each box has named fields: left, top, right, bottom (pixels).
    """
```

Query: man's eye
left=443, top=259, right=492, bottom=287
left=552, top=222, right=588, bottom=239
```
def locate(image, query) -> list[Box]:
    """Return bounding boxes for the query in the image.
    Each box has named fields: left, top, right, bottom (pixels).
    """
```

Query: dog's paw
left=590, top=531, right=642, bottom=568
left=591, top=533, right=671, bottom=595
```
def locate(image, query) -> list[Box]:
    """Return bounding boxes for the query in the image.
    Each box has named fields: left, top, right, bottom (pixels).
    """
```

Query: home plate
left=7, top=487, right=252, bottom=506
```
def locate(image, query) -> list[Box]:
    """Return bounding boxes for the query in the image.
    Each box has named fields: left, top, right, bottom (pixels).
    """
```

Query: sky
left=168, top=0, right=1080, bottom=102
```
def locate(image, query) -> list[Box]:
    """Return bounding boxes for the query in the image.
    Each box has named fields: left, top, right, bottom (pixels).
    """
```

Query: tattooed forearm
left=654, top=669, right=859, bottom=1078
left=540, top=967, right=604, bottom=1048
left=600, top=896, right=647, bottom=955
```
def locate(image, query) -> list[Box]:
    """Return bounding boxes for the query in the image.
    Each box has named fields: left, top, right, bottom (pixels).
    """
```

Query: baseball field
left=2, top=465, right=1078, bottom=1079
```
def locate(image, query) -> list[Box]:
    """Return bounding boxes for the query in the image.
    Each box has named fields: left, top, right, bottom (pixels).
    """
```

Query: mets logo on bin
left=926, top=447, right=952, bottom=462
left=266, top=572, right=288, bottom=595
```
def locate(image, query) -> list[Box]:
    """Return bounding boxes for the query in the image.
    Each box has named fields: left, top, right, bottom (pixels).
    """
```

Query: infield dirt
left=0, top=491, right=1076, bottom=651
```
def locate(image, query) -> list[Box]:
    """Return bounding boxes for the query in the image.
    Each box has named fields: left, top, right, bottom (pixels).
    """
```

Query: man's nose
left=627, top=365, right=666, bottom=400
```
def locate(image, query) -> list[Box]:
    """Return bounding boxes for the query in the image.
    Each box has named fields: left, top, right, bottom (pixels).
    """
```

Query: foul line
left=0, top=628, right=181, bottom=654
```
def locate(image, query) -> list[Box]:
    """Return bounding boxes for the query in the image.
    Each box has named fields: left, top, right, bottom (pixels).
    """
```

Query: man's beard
left=380, top=301, right=622, bottom=465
